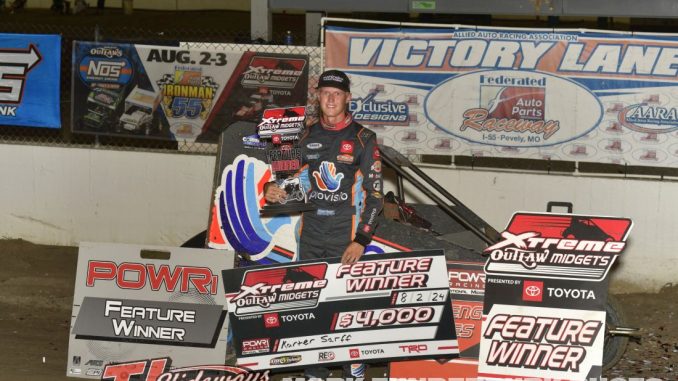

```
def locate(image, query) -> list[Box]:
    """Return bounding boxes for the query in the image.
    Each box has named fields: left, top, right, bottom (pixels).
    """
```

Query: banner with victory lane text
left=223, top=250, right=459, bottom=370
left=478, top=213, right=633, bottom=380
left=67, top=243, right=235, bottom=379
left=71, top=41, right=308, bottom=142
left=326, top=26, right=678, bottom=167
left=0, top=33, right=60, bottom=128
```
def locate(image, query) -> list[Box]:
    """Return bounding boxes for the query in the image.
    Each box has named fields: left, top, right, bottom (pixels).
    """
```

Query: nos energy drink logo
left=312, top=161, right=343, bottom=192
left=350, top=93, right=409, bottom=125
left=79, top=56, right=132, bottom=85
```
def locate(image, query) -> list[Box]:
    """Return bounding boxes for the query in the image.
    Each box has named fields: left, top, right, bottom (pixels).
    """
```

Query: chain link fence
left=0, top=21, right=321, bottom=155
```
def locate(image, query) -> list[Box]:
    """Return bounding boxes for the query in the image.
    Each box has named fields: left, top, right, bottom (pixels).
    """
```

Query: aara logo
left=242, top=338, right=270, bottom=354
left=619, top=104, right=678, bottom=134
left=86, top=261, right=218, bottom=294
left=263, top=313, right=280, bottom=328
left=318, top=351, right=335, bottom=362
left=350, top=92, right=409, bottom=125
left=281, top=312, right=316, bottom=322
left=399, top=344, right=428, bottom=353
left=522, top=280, right=544, bottom=302
left=547, top=287, right=596, bottom=300
left=349, top=348, right=360, bottom=359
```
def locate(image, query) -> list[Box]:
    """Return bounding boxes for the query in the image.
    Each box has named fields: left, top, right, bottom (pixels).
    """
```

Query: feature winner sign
left=223, top=250, right=458, bottom=370
left=67, top=243, right=234, bottom=379
left=326, top=26, right=678, bottom=167
left=478, top=213, right=632, bottom=380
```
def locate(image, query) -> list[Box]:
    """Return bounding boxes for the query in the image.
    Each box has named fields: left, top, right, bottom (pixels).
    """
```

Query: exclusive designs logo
left=242, top=56, right=307, bottom=89
left=228, top=263, right=328, bottom=316
left=349, top=92, right=409, bottom=125
left=313, top=161, right=344, bottom=192
left=156, top=66, right=219, bottom=119
left=483, top=213, right=632, bottom=281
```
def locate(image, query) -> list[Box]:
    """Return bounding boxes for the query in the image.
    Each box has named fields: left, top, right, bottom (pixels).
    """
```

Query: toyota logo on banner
left=522, top=280, right=544, bottom=302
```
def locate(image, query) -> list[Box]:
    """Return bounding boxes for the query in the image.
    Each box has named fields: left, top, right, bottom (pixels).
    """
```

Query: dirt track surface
left=0, top=239, right=675, bottom=380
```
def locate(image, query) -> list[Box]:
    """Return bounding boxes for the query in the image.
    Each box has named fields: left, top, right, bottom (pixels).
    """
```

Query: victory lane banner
left=0, top=33, right=60, bottom=128
left=326, top=26, right=678, bottom=167
left=478, top=213, right=632, bottom=380
left=223, top=250, right=459, bottom=370
left=71, top=41, right=308, bottom=142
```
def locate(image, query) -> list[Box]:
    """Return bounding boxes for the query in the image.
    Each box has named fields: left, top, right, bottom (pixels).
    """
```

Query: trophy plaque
left=258, top=106, right=316, bottom=215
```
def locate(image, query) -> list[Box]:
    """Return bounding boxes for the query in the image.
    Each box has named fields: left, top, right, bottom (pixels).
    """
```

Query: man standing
left=265, top=69, right=383, bottom=378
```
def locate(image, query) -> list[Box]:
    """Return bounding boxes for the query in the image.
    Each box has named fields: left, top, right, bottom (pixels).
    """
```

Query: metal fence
left=0, top=22, right=322, bottom=155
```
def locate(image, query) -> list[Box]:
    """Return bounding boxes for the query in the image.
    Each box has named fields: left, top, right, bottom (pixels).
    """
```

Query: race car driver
left=264, top=69, right=382, bottom=379
left=265, top=69, right=383, bottom=266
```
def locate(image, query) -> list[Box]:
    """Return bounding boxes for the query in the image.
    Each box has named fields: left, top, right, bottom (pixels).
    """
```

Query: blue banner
left=0, top=34, right=61, bottom=129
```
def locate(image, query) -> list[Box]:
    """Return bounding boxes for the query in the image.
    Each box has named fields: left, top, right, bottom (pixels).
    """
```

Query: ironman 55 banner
left=71, top=41, right=308, bottom=142
left=0, top=33, right=60, bottom=128
left=326, top=26, right=678, bottom=167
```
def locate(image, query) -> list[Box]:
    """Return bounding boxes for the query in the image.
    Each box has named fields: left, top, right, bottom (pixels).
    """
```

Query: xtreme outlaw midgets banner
left=223, top=250, right=459, bottom=370
left=71, top=41, right=308, bottom=142
left=478, top=213, right=633, bottom=380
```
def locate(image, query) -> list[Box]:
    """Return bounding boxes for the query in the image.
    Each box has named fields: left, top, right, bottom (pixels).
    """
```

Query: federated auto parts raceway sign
left=325, top=26, right=678, bottom=167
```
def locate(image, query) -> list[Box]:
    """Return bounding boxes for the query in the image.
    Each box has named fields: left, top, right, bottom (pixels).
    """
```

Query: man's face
left=318, top=87, right=351, bottom=119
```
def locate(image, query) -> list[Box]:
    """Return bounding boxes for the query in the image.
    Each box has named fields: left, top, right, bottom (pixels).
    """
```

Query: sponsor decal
left=0, top=44, right=42, bottom=106
left=399, top=344, right=428, bottom=353
left=85, top=359, right=103, bottom=366
left=362, top=225, right=371, bottom=233
left=263, top=313, right=280, bottom=328
left=361, top=348, right=386, bottom=356
left=336, top=154, right=354, bottom=163
left=86, top=261, right=218, bottom=294
left=373, top=146, right=380, bottom=159
left=79, top=47, right=131, bottom=86
left=316, top=208, right=336, bottom=216
left=272, top=134, right=281, bottom=144
left=371, top=161, right=382, bottom=173
left=373, top=179, right=382, bottom=191
left=619, top=103, right=678, bottom=134
left=85, top=368, right=102, bottom=376
left=242, top=56, right=307, bottom=89
left=340, top=140, right=355, bottom=154
left=242, top=134, right=267, bottom=149
left=101, top=358, right=270, bottom=381
left=270, top=355, right=302, bottom=366
left=483, top=214, right=632, bottom=281
left=350, top=92, right=410, bottom=125
left=318, top=351, right=336, bottom=362
left=230, top=264, right=329, bottom=316
left=448, top=269, right=485, bottom=295
left=349, top=348, right=360, bottom=359
left=280, top=312, right=316, bottom=322
left=242, top=338, right=270, bottom=354
left=371, top=191, right=383, bottom=199
left=522, top=280, right=544, bottom=302
left=156, top=67, right=218, bottom=120
left=312, top=161, right=344, bottom=193
left=306, top=142, right=322, bottom=149
left=547, top=286, right=596, bottom=300
left=257, top=107, right=306, bottom=137
left=306, top=153, right=320, bottom=160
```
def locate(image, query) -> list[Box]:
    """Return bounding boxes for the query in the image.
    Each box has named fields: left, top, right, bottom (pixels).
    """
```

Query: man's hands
left=264, top=182, right=287, bottom=204
left=341, top=242, right=365, bottom=265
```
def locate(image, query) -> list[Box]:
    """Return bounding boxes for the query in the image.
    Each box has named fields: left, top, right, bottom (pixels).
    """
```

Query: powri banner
left=325, top=26, right=678, bottom=167
left=0, top=33, right=60, bottom=128
left=223, top=250, right=458, bottom=370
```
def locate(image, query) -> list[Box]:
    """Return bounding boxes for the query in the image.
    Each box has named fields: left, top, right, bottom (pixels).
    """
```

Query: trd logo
left=399, top=344, right=428, bottom=353
left=0, top=44, right=42, bottom=104
left=522, top=280, right=544, bottom=302
left=349, top=348, right=360, bottom=359
left=263, top=313, right=280, bottom=328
